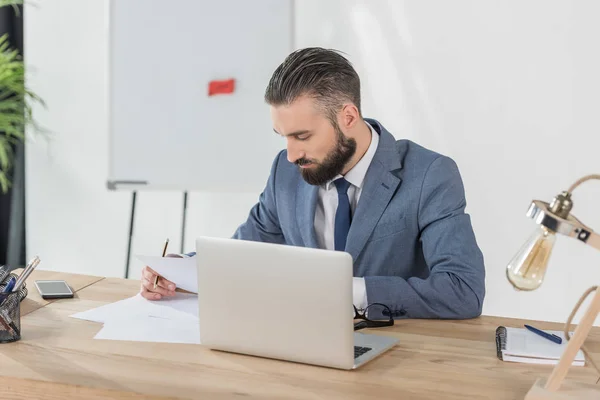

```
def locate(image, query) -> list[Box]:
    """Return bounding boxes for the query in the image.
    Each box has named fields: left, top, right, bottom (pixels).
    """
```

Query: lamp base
left=525, top=378, right=600, bottom=400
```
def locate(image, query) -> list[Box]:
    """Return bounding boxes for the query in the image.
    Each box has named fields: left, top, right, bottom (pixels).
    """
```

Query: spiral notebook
left=495, top=326, right=585, bottom=366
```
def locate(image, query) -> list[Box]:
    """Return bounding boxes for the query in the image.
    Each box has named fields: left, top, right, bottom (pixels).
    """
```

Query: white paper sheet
left=70, top=293, right=198, bottom=324
left=71, top=293, right=200, bottom=344
left=149, top=293, right=198, bottom=319
left=94, top=316, right=200, bottom=344
left=136, top=254, right=198, bottom=293
left=71, top=295, right=144, bottom=323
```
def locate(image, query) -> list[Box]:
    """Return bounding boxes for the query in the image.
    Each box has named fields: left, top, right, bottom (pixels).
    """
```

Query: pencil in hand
left=153, top=238, right=169, bottom=289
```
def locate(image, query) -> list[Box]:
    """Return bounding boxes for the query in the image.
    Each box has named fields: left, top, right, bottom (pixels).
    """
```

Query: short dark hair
left=264, top=47, right=361, bottom=123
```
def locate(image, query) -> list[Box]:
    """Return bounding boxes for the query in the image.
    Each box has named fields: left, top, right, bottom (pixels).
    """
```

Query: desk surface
left=0, top=271, right=598, bottom=399
left=13, top=268, right=104, bottom=317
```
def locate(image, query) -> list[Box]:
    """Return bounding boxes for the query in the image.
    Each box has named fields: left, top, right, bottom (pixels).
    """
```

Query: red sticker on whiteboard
left=208, top=79, right=235, bottom=96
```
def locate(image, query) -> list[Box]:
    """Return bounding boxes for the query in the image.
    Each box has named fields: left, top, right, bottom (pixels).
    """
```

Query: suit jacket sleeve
left=231, top=150, right=286, bottom=244
left=364, top=156, right=486, bottom=319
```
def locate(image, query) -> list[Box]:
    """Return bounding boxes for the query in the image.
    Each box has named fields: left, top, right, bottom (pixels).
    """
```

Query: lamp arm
left=545, top=286, right=600, bottom=391
left=585, top=231, right=600, bottom=251
left=564, top=213, right=600, bottom=252
left=528, top=200, right=600, bottom=252
left=563, top=174, right=600, bottom=252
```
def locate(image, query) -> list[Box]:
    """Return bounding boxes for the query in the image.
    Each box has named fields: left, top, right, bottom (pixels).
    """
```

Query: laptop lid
left=196, top=236, right=355, bottom=369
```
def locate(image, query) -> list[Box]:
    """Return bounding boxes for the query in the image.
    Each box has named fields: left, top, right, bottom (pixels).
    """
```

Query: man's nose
left=286, top=140, right=304, bottom=164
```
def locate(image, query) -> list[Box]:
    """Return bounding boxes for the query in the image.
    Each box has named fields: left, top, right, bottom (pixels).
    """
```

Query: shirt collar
left=324, top=121, right=379, bottom=191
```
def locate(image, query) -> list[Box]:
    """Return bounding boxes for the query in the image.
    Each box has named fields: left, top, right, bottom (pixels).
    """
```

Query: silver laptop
left=195, top=236, right=398, bottom=369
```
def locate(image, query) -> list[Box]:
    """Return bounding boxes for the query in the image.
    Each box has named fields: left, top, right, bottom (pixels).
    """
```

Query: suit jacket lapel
left=346, top=120, right=403, bottom=261
left=296, top=179, right=319, bottom=248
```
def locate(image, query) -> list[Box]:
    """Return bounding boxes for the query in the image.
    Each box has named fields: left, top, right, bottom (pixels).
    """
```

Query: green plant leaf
left=0, top=170, right=9, bottom=192
left=0, top=1, right=21, bottom=16
left=0, top=1, right=47, bottom=193
left=0, top=138, right=12, bottom=170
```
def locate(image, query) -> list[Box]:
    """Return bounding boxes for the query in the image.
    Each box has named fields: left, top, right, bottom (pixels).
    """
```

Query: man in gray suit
left=142, top=47, right=485, bottom=320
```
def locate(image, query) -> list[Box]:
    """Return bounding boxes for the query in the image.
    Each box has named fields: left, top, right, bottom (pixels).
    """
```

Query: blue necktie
left=334, top=178, right=352, bottom=251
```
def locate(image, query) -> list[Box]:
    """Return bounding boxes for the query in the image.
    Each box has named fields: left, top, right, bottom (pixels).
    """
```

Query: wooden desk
left=13, top=268, right=104, bottom=316
left=0, top=273, right=598, bottom=399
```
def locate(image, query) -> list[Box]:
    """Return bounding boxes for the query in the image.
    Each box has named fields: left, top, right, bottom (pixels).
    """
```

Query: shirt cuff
left=353, top=277, right=368, bottom=310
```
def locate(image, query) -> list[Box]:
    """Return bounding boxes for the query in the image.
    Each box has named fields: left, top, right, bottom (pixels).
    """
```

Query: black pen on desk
left=153, top=238, right=169, bottom=289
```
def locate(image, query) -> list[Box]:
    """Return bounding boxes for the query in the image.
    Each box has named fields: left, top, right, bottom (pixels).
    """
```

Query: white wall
left=25, top=0, right=600, bottom=325
left=25, top=0, right=128, bottom=278
left=296, top=0, right=600, bottom=325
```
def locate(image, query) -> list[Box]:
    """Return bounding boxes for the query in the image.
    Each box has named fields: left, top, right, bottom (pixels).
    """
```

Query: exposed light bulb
left=506, top=225, right=556, bottom=290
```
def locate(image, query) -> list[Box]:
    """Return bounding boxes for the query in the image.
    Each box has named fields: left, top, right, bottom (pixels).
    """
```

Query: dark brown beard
left=296, top=122, right=356, bottom=186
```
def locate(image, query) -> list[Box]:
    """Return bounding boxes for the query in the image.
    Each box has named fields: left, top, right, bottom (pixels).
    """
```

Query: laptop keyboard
left=354, top=346, right=372, bottom=359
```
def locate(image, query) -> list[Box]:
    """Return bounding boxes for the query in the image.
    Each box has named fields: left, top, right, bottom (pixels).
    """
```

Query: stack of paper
left=71, top=293, right=200, bottom=344
left=70, top=254, right=201, bottom=344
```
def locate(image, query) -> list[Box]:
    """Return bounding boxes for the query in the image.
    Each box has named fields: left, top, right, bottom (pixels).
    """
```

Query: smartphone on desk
left=34, top=280, right=74, bottom=299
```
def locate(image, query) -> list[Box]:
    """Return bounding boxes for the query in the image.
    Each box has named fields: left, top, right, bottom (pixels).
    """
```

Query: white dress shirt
left=314, top=122, right=379, bottom=310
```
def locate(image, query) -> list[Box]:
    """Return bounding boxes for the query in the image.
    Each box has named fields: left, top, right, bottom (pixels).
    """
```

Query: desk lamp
left=506, top=174, right=600, bottom=399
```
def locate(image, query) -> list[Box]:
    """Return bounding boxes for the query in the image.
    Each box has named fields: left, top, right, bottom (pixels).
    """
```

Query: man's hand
left=140, top=263, right=177, bottom=300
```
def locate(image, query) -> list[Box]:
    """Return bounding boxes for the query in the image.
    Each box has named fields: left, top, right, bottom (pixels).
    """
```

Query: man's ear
left=339, top=103, right=360, bottom=130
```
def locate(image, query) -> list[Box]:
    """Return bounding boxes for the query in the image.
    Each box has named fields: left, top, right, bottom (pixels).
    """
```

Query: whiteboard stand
left=180, top=191, right=188, bottom=254
left=124, top=191, right=137, bottom=279
left=122, top=189, right=189, bottom=279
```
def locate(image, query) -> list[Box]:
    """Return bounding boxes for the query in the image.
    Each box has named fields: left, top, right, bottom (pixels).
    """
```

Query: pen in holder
left=0, top=265, right=28, bottom=343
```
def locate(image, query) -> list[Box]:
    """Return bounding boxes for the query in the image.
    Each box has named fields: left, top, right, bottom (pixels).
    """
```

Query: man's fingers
left=157, top=277, right=176, bottom=291
left=142, top=266, right=176, bottom=290
left=139, top=282, right=162, bottom=300
left=142, top=277, right=173, bottom=297
left=142, top=277, right=175, bottom=297
left=147, top=273, right=176, bottom=291
left=142, top=266, right=157, bottom=281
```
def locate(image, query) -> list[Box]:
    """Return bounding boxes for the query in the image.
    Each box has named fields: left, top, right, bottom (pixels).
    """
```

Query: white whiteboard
left=108, top=0, right=292, bottom=191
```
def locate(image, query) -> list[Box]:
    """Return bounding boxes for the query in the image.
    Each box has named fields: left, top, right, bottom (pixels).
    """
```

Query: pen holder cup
left=0, top=271, right=28, bottom=343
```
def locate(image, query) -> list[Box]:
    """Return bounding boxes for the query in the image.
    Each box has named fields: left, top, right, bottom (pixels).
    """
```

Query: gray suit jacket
left=232, top=118, right=485, bottom=319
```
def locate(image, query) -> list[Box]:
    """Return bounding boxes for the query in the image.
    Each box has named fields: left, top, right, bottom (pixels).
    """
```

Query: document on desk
left=70, top=293, right=200, bottom=344
left=136, top=254, right=197, bottom=293
left=71, top=292, right=198, bottom=324
left=94, top=316, right=200, bottom=344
